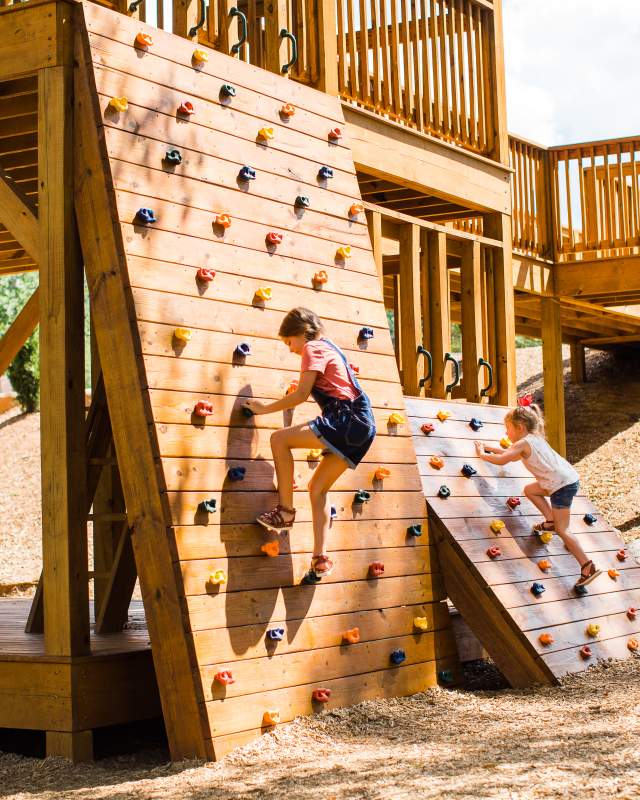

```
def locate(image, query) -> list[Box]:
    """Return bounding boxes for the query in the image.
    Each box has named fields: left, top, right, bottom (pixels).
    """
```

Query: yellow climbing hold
left=258, top=126, right=274, bottom=140
left=490, top=519, right=505, bottom=534
left=255, top=287, right=272, bottom=301
left=500, top=437, right=512, bottom=449
left=336, top=245, right=352, bottom=259
left=108, top=96, right=128, bottom=113
left=174, top=327, right=193, bottom=342
left=192, top=48, right=209, bottom=63
left=263, top=709, right=280, bottom=726
left=437, top=410, right=451, bottom=422
left=540, top=531, right=554, bottom=544
left=388, top=412, right=405, bottom=425
left=308, top=449, right=323, bottom=459
left=208, top=569, right=227, bottom=585
left=413, top=617, right=429, bottom=632
left=586, top=623, right=601, bottom=637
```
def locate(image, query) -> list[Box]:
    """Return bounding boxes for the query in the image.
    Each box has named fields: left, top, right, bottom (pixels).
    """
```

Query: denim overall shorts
left=307, top=339, right=376, bottom=469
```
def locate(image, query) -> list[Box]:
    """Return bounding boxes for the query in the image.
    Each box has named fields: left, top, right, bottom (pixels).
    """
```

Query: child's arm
left=243, top=371, right=318, bottom=415
left=474, top=439, right=528, bottom=465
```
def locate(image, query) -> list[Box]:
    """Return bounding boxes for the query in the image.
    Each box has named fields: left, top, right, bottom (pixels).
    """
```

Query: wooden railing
left=509, top=135, right=553, bottom=260
left=336, top=0, right=498, bottom=155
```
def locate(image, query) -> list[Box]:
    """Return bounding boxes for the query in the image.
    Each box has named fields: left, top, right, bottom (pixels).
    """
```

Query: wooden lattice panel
left=76, top=2, right=459, bottom=760
left=407, top=397, right=640, bottom=686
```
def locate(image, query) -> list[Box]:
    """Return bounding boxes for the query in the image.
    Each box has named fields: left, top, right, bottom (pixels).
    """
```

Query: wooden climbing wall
left=407, top=397, right=640, bottom=687
left=74, top=2, right=459, bottom=761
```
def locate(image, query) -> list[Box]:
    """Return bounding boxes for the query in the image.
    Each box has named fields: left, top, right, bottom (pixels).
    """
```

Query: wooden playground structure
left=0, top=0, right=639, bottom=762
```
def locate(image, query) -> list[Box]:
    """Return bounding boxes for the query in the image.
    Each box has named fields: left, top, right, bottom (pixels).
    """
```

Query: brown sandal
left=532, top=521, right=555, bottom=534
left=256, top=504, right=296, bottom=533
left=311, top=554, right=334, bottom=578
left=574, top=560, right=602, bottom=589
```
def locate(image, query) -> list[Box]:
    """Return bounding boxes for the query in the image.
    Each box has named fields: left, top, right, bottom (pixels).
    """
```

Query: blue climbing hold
left=469, top=418, right=483, bottom=431
left=220, top=83, right=236, bottom=98
left=241, top=405, right=254, bottom=417
left=228, top=466, right=246, bottom=482
left=584, top=513, right=597, bottom=525
left=266, top=628, right=285, bottom=641
left=531, top=581, right=546, bottom=597
left=359, top=327, right=374, bottom=340
left=318, top=166, right=334, bottom=180
left=330, top=506, right=337, bottom=520
left=461, top=464, right=478, bottom=478
left=135, top=207, right=157, bottom=224
left=354, top=490, right=371, bottom=504
left=407, top=524, right=422, bottom=537
left=438, top=485, right=451, bottom=499
left=295, top=195, right=311, bottom=208
left=390, top=649, right=406, bottom=665
left=575, top=583, right=589, bottom=596
left=198, top=498, right=217, bottom=513
left=164, top=149, right=182, bottom=165
left=438, top=669, right=454, bottom=684
left=239, top=165, right=256, bottom=181
left=234, top=342, right=251, bottom=357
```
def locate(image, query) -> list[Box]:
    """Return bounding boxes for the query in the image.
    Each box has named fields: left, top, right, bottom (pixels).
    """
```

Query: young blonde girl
left=474, top=404, right=601, bottom=590
left=244, top=308, right=376, bottom=582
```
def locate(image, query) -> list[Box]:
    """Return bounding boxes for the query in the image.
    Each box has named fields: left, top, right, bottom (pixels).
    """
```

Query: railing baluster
left=371, top=0, right=382, bottom=109
left=401, top=0, right=413, bottom=123
left=359, top=0, right=370, bottom=107
left=347, top=0, right=358, bottom=99
left=411, top=0, right=424, bottom=131
left=438, top=0, right=450, bottom=137
left=390, top=0, right=402, bottom=117
left=337, top=0, right=348, bottom=95
left=430, top=0, right=442, bottom=131
left=380, top=0, right=392, bottom=112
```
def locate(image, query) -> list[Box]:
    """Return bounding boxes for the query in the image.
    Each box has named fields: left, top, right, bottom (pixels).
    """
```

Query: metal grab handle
left=444, top=352, right=461, bottom=395
left=128, top=0, right=143, bottom=12
left=479, top=357, right=494, bottom=397
left=417, top=346, right=432, bottom=389
left=280, top=28, right=298, bottom=73
left=230, top=7, right=247, bottom=54
left=189, top=0, right=206, bottom=38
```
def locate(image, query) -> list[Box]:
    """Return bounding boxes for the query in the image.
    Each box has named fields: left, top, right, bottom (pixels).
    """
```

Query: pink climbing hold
left=486, top=545, right=502, bottom=559
left=312, top=688, right=332, bottom=703
left=368, top=561, right=385, bottom=578
left=627, top=608, right=638, bottom=621
left=506, top=496, right=521, bottom=510
left=580, top=645, right=592, bottom=659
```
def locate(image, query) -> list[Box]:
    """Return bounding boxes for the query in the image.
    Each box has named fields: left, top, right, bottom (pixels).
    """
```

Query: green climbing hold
left=354, top=490, right=371, bottom=504
left=301, top=570, right=322, bottom=585
left=407, top=524, right=422, bottom=537
left=438, top=669, right=454, bottom=684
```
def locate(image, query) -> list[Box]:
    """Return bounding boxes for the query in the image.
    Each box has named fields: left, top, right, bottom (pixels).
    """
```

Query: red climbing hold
left=518, top=393, right=533, bottom=407
left=349, top=363, right=360, bottom=375
left=506, top=496, right=521, bottom=510
left=349, top=202, right=364, bottom=217
left=580, top=645, right=593, bottom=659
left=266, top=231, right=283, bottom=245
left=280, top=103, right=295, bottom=117
left=328, top=127, right=342, bottom=140
left=421, top=423, right=435, bottom=435
left=486, top=546, right=502, bottom=559
left=193, top=400, right=213, bottom=417
left=312, top=688, right=332, bottom=703
left=628, top=608, right=638, bottom=621
left=214, top=670, right=235, bottom=685
left=177, top=100, right=195, bottom=115
left=617, top=549, right=627, bottom=562
left=368, top=561, right=385, bottom=578
left=134, top=31, right=153, bottom=48
left=196, top=267, right=215, bottom=283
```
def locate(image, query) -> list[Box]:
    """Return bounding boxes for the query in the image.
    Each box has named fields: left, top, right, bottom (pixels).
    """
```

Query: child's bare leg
left=270, top=423, right=324, bottom=513
left=552, top=507, right=590, bottom=567
left=524, top=482, right=554, bottom=522
left=308, top=454, right=348, bottom=556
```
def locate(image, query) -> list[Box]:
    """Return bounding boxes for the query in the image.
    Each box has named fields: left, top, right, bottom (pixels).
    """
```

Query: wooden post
left=215, top=0, right=239, bottom=56
left=461, top=240, right=484, bottom=403
left=316, top=0, right=339, bottom=95
left=570, top=340, right=587, bottom=384
left=541, top=297, right=566, bottom=456
left=487, top=0, right=509, bottom=166
left=265, top=0, right=288, bottom=75
left=365, top=209, right=384, bottom=286
left=419, top=229, right=431, bottom=395
left=172, top=0, right=199, bottom=39
left=428, top=231, right=451, bottom=399
left=0, top=287, right=39, bottom=376
left=398, top=223, right=422, bottom=395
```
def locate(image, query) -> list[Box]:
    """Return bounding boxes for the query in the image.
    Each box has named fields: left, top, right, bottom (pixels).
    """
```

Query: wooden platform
left=0, top=599, right=159, bottom=733
left=407, top=397, right=640, bottom=687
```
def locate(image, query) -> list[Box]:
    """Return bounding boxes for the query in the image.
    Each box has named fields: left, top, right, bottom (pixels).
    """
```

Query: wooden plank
left=0, top=2, right=58, bottom=81
left=510, top=588, right=640, bottom=633
left=0, top=286, right=39, bottom=376
left=398, top=223, right=422, bottom=394
left=427, top=230, right=450, bottom=399
left=0, top=165, right=40, bottom=263
left=429, top=494, right=596, bottom=519
left=95, top=522, right=137, bottom=634
left=460, top=240, right=484, bottom=401
left=541, top=296, right=566, bottom=455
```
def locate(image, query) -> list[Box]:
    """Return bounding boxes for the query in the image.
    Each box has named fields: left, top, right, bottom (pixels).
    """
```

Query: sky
left=502, top=0, right=640, bottom=146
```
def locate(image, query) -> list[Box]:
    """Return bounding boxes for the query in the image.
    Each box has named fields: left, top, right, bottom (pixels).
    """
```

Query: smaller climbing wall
left=407, top=397, right=640, bottom=686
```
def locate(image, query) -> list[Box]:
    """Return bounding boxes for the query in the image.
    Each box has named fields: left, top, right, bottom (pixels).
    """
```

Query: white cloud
left=503, top=0, right=640, bottom=145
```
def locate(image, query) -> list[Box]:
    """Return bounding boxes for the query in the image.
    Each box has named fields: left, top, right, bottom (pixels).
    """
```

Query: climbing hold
left=312, top=688, right=331, bottom=703
left=539, top=532, right=554, bottom=545
left=437, top=410, right=451, bottom=422
left=413, top=617, right=429, bottom=631
left=301, top=569, right=322, bottom=585
left=583, top=513, right=597, bottom=525
left=461, top=464, right=477, bottom=478
left=177, top=100, right=195, bottom=115
left=286, top=380, right=299, bottom=395
left=373, top=467, right=391, bottom=481
left=328, top=126, right=342, bottom=140
left=407, top=524, right=422, bottom=537
left=266, top=628, right=285, bottom=641
left=469, top=418, right=483, bottom=431
left=318, top=166, right=334, bottom=180
left=486, top=545, right=502, bottom=559
left=164, top=149, right=182, bottom=165
left=342, top=627, right=360, bottom=644
left=518, top=393, right=533, bottom=407
left=193, top=400, right=213, bottom=417
left=239, top=165, right=256, bottom=181
left=134, top=31, right=153, bottom=48
left=627, top=608, right=638, bottom=621
left=135, top=207, right=157, bottom=224
left=388, top=412, right=405, bottom=425
left=575, top=583, right=589, bottom=596
left=108, top=96, right=128, bottom=112
left=255, top=287, right=272, bottom=301
left=330, top=506, right=338, bottom=520
left=617, top=549, right=627, bottom=562
left=261, top=541, right=280, bottom=557
left=390, top=649, right=406, bottom=665
left=538, top=632, right=554, bottom=646
left=359, top=327, right=374, bottom=340
left=586, top=623, right=601, bottom=637
left=220, top=83, right=236, bottom=98
left=628, top=638, right=639, bottom=652
left=368, top=561, right=385, bottom=578
left=257, top=126, right=274, bottom=140
left=214, top=670, right=235, bottom=685
left=307, top=448, right=323, bottom=460
left=173, top=327, right=192, bottom=343
left=438, top=670, right=454, bottom=684
left=192, top=48, right=209, bottom=63
left=295, top=195, right=311, bottom=208
left=198, top=498, right=217, bottom=513
left=354, top=490, right=371, bottom=504
left=266, top=231, right=283, bottom=245
left=349, top=363, right=360, bottom=375
left=490, top=519, right=505, bottom=534
left=530, top=581, right=546, bottom=597
left=228, top=466, right=246, bottom=482
left=196, top=267, right=215, bottom=283
left=234, top=343, right=251, bottom=357
left=263, top=710, right=280, bottom=726
left=349, top=202, right=364, bottom=217
left=336, top=245, right=352, bottom=260
left=500, top=437, right=512, bottom=449
left=421, top=423, right=435, bottom=435
left=580, top=645, right=593, bottom=659
left=438, top=486, right=451, bottom=499
left=214, top=213, right=232, bottom=229
left=506, top=496, right=521, bottom=510
left=538, top=559, right=552, bottom=572
left=312, top=270, right=329, bottom=287
left=608, top=569, right=621, bottom=579
left=280, top=103, right=296, bottom=117
left=208, top=569, right=227, bottom=585
left=430, top=456, right=445, bottom=470
left=242, top=406, right=254, bottom=418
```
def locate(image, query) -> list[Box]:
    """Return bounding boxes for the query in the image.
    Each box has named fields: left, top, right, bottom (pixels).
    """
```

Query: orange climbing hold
left=538, top=632, right=554, bottom=646
left=193, top=400, right=213, bottom=417
left=135, top=31, right=153, bottom=48
left=336, top=245, right=352, bottom=260
left=258, top=126, right=274, bottom=140
left=373, top=467, right=391, bottom=481
left=608, top=569, right=621, bottom=579
left=342, top=628, right=360, bottom=644
left=254, top=287, right=272, bottom=301
left=214, top=213, right=231, bottom=228
left=486, top=546, right=502, bottom=559
left=430, top=457, right=445, bottom=470
left=312, top=270, right=329, bottom=286
left=500, top=437, right=512, bottom=449
left=177, top=100, right=195, bottom=115
left=261, top=541, right=280, bottom=557
left=280, top=103, right=295, bottom=117
left=286, top=380, right=299, bottom=395
left=369, top=561, right=385, bottom=577
left=537, top=559, right=552, bottom=572
left=108, top=96, right=128, bottom=112
left=617, top=549, right=627, bottom=561
left=628, top=638, right=639, bottom=652
left=349, top=202, right=364, bottom=217
left=263, top=710, right=280, bottom=726
left=214, top=670, right=235, bottom=685
left=312, top=688, right=332, bottom=703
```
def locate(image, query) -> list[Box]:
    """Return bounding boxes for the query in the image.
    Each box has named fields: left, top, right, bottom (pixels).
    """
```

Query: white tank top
left=521, top=434, right=579, bottom=494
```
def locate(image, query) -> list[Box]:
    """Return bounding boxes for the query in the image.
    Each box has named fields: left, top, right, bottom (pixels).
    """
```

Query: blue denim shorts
left=550, top=480, right=580, bottom=509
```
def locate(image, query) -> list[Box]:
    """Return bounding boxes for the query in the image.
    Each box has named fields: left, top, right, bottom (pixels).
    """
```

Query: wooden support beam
left=569, top=340, right=586, bottom=384
left=172, top=0, right=199, bottom=39
left=214, top=0, right=239, bottom=56
left=581, top=334, right=640, bottom=347
left=365, top=209, right=384, bottom=285
left=487, top=0, right=509, bottom=166
left=0, top=286, right=39, bottom=376
left=0, top=165, right=40, bottom=263
left=541, top=297, right=566, bottom=456
left=264, top=0, right=288, bottom=76
left=398, top=224, right=422, bottom=395
left=95, top=520, right=137, bottom=633
left=419, top=228, right=431, bottom=395
left=316, top=0, right=339, bottom=95
left=428, top=231, right=451, bottom=399
left=46, top=730, right=93, bottom=762
left=460, top=241, right=484, bottom=402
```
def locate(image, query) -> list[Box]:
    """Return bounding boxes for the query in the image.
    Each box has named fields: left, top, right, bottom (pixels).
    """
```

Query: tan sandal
left=574, top=560, right=602, bottom=589
left=256, top=504, right=296, bottom=533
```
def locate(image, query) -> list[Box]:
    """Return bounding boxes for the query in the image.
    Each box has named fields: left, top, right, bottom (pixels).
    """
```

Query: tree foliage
left=0, top=273, right=40, bottom=412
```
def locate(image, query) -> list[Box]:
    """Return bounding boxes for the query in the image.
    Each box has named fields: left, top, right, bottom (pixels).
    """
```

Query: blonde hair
left=278, top=307, right=324, bottom=341
left=505, top=404, right=545, bottom=437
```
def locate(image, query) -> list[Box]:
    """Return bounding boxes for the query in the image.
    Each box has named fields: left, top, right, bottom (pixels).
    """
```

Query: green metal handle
left=230, top=7, right=247, bottom=54
left=479, top=357, right=494, bottom=397
left=417, top=346, right=432, bottom=389
left=280, top=28, right=298, bottom=73
left=189, top=0, right=207, bottom=38
left=445, top=353, right=461, bottom=395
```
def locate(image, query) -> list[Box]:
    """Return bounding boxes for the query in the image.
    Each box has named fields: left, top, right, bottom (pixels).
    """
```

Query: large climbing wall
left=74, top=2, right=459, bottom=760
left=407, top=397, right=640, bottom=687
